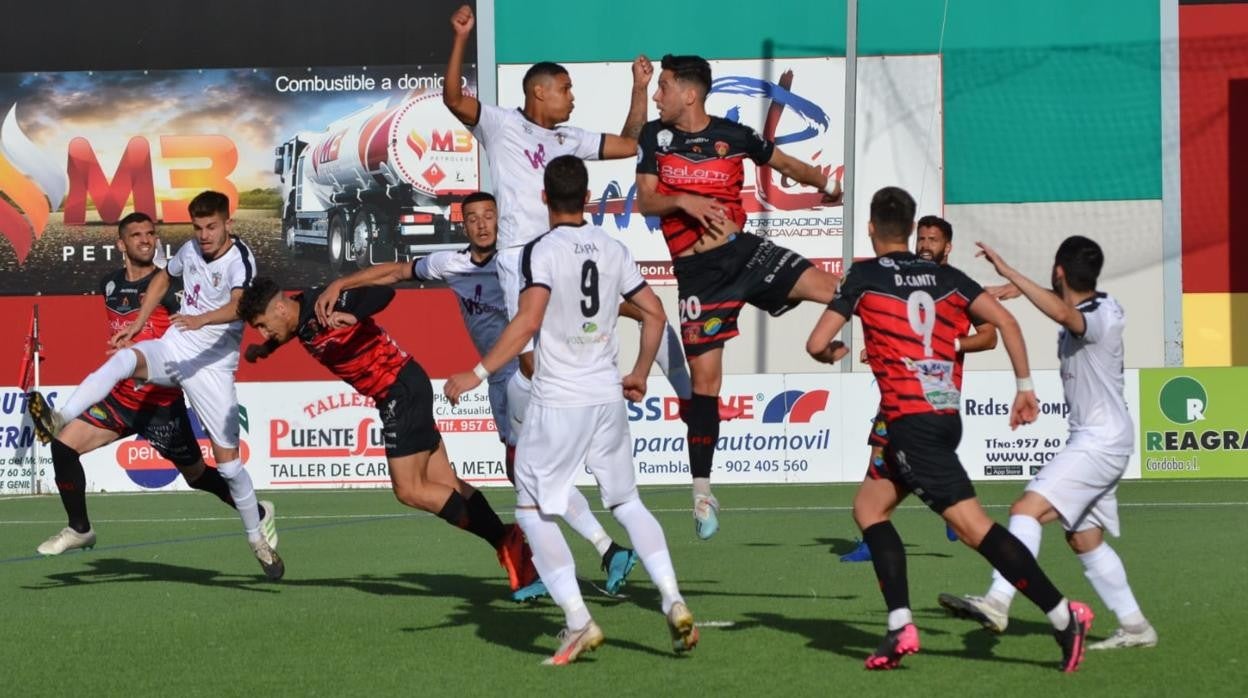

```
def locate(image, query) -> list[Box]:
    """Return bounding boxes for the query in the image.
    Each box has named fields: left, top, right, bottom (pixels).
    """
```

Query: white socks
left=655, top=322, right=692, bottom=400
left=1079, top=542, right=1149, bottom=630
left=1047, top=599, right=1073, bottom=630
left=516, top=507, right=590, bottom=630
left=611, top=498, right=683, bottom=613
left=564, top=488, right=613, bottom=557
left=692, top=477, right=712, bottom=499
left=59, top=348, right=138, bottom=422
left=218, top=458, right=262, bottom=543
left=987, top=514, right=1042, bottom=608
left=888, top=608, right=914, bottom=631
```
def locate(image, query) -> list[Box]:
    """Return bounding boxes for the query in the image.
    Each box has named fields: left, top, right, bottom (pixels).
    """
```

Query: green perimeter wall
left=496, top=0, right=1161, bottom=205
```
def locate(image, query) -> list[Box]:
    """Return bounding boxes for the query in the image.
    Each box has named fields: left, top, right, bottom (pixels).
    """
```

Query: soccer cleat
left=693, top=493, right=720, bottom=540
left=512, top=579, right=549, bottom=603
left=543, top=621, right=605, bottom=666
left=666, top=601, right=699, bottom=653
left=27, top=391, right=64, bottom=445
left=601, top=543, right=638, bottom=595
left=945, top=524, right=959, bottom=542
left=839, top=538, right=872, bottom=562
left=1088, top=625, right=1157, bottom=650
left=258, top=500, right=279, bottom=549
left=496, top=524, right=538, bottom=591
left=937, top=593, right=1010, bottom=633
left=1054, top=601, right=1095, bottom=672
left=250, top=539, right=285, bottom=581
left=36, top=527, right=96, bottom=555
left=865, top=623, right=920, bottom=670
left=718, top=402, right=745, bottom=421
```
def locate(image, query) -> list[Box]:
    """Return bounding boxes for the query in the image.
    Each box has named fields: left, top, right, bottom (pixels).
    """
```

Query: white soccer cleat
left=1089, top=625, right=1158, bottom=650
left=36, top=527, right=96, bottom=556
left=937, top=593, right=1010, bottom=633
left=543, top=621, right=605, bottom=666
left=693, top=493, right=720, bottom=540
left=250, top=539, right=285, bottom=581
left=258, top=499, right=279, bottom=549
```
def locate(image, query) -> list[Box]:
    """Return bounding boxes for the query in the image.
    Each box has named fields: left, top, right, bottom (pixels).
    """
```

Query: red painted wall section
left=0, top=288, right=479, bottom=384
left=1180, top=3, right=1248, bottom=293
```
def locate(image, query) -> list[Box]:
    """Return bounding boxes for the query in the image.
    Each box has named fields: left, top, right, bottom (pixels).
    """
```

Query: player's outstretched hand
left=109, top=321, right=141, bottom=349
left=326, top=311, right=358, bottom=329
left=451, top=4, right=474, bottom=36
left=632, top=55, right=653, bottom=85
left=622, top=372, right=648, bottom=402
left=858, top=346, right=869, bottom=364
left=171, top=313, right=208, bottom=331
left=444, top=371, right=481, bottom=406
left=985, top=282, right=1021, bottom=301
left=820, top=175, right=844, bottom=206
left=314, top=283, right=343, bottom=326
left=1009, top=389, right=1040, bottom=430
left=679, top=194, right=728, bottom=232
left=811, top=339, right=849, bottom=365
left=975, top=242, right=1016, bottom=279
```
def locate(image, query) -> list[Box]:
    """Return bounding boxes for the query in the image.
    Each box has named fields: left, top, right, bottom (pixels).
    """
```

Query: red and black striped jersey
left=829, top=253, right=981, bottom=420
left=636, top=116, right=774, bottom=256
left=294, top=286, right=408, bottom=399
left=100, top=268, right=183, bottom=408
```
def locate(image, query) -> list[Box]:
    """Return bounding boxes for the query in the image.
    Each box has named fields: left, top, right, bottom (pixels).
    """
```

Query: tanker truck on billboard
left=274, top=91, right=479, bottom=268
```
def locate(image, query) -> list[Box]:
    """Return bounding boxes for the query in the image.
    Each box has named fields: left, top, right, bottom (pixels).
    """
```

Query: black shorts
left=865, top=412, right=893, bottom=480
left=77, top=390, right=201, bottom=467
left=673, top=233, right=813, bottom=356
left=882, top=412, right=976, bottom=513
left=376, top=359, right=442, bottom=458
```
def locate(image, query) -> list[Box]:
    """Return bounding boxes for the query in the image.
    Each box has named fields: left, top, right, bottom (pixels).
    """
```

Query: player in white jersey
left=28, top=191, right=282, bottom=579
left=314, top=192, right=641, bottom=599
left=939, top=235, right=1156, bottom=650
left=444, top=4, right=696, bottom=434
left=445, top=156, right=697, bottom=665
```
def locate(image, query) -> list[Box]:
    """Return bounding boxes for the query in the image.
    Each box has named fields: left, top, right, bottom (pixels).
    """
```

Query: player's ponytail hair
left=1054, top=235, right=1104, bottom=292
left=237, top=276, right=283, bottom=323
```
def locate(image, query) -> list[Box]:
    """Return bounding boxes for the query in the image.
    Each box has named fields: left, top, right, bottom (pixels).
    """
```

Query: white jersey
left=472, top=103, right=605, bottom=249
left=1059, top=293, right=1133, bottom=455
left=164, top=236, right=255, bottom=357
left=412, top=248, right=513, bottom=381
left=522, top=222, right=646, bottom=407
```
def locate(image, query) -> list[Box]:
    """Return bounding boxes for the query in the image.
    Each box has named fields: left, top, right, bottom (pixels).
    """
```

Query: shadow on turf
left=728, top=610, right=1056, bottom=669
left=811, top=537, right=955, bottom=559
left=22, top=557, right=280, bottom=593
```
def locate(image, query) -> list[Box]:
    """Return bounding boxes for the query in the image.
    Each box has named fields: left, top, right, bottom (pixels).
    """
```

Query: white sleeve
left=413, top=252, right=452, bottom=281
left=471, top=103, right=510, bottom=148
left=226, top=243, right=257, bottom=290
left=617, top=243, right=646, bottom=298
left=165, top=242, right=192, bottom=277
left=1079, top=302, right=1120, bottom=344
left=568, top=125, right=606, bottom=161
left=521, top=239, right=554, bottom=291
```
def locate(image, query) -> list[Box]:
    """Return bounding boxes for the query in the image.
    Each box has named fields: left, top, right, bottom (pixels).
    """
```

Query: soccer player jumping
left=939, top=236, right=1157, bottom=650
left=808, top=187, right=1093, bottom=672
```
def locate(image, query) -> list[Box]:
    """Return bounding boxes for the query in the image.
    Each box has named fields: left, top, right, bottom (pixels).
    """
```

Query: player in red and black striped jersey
left=807, top=187, right=1093, bottom=672
left=239, top=278, right=537, bottom=595
left=34, top=212, right=251, bottom=560
left=635, top=54, right=845, bottom=537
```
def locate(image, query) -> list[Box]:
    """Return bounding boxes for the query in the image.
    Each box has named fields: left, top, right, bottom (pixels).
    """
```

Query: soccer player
left=807, top=186, right=1093, bottom=672
left=842, top=215, right=998, bottom=561
left=635, top=54, right=843, bottom=538
left=28, top=192, right=281, bottom=579
left=33, top=212, right=263, bottom=559
left=443, top=4, right=695, bottom=459
left=239, top=277, right=536, bottom=595
left=938, top=236, right=1157, bottom=650
left=445, top=156, right=697, bottom=665
left=313, top=192, right=639, bottom=599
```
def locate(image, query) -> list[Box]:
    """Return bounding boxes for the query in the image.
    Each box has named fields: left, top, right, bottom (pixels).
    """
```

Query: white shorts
left=1025, top=446, right=1129, bottom=537
left=495, top=246, right=534, bottom=354
left=514, top=401, right=638, bottom=516
left=133, top=330, right=241, bottom=449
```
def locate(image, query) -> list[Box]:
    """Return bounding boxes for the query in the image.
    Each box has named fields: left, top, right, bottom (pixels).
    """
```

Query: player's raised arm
left=806, top=309, right=850, bottom=364
left=315, top=262, right=412, bottom=326
left=444, top=4, right=481, bottom=127
left=968, top=291, right=1038, bottom=429
left=110, top=268, right=171, bottom=347
left=766, top=149, right=843, bottom=204
left=959, top=321, right=999, bottom=354
left=976, top=242, right=1085, bottom=336
left=600, top=55, right=654, bottom=159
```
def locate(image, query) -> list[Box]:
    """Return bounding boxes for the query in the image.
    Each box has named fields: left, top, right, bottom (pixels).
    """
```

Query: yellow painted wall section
left=1183, top=293, right=1248, bottom=366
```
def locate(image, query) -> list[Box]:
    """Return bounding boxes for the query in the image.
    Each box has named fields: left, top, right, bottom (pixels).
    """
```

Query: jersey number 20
left=580, top=260, right=599, bottom=317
